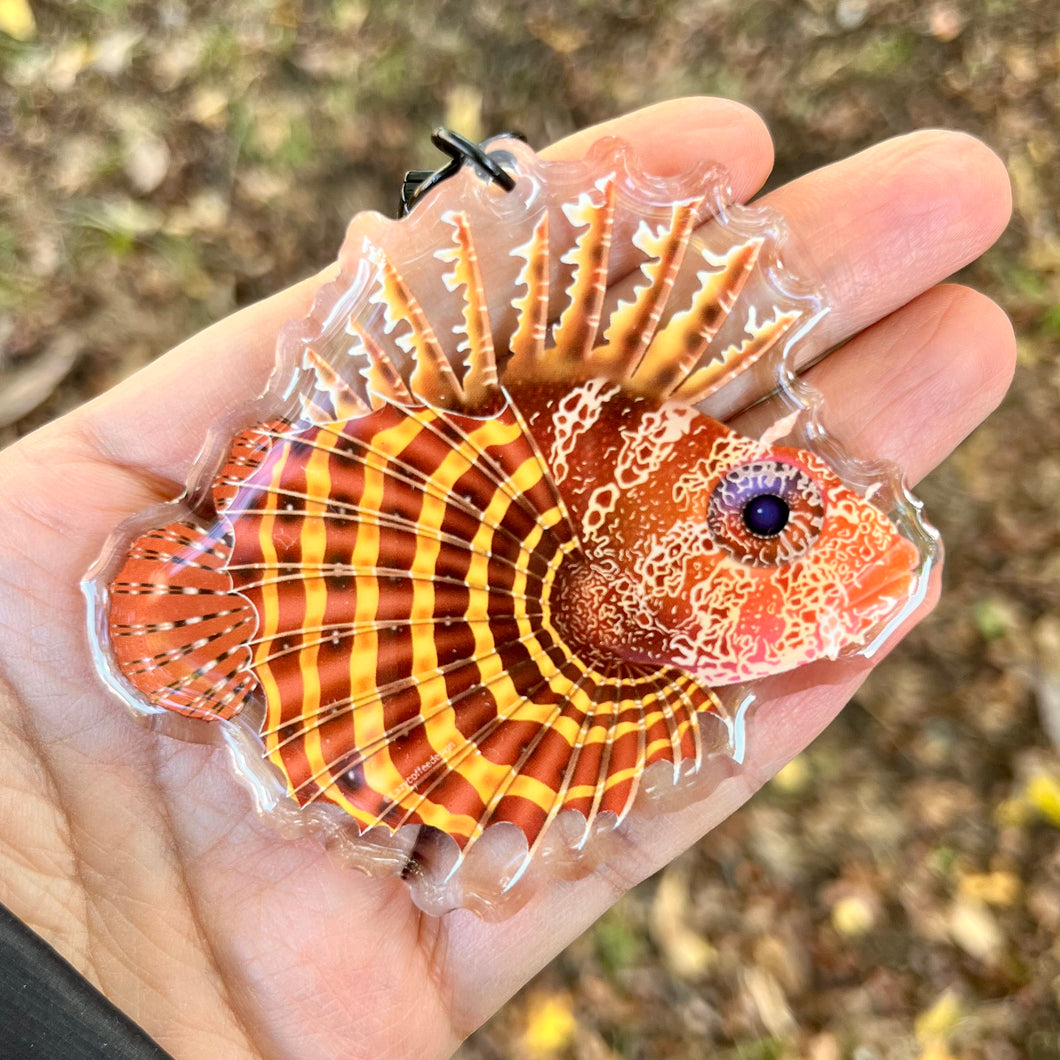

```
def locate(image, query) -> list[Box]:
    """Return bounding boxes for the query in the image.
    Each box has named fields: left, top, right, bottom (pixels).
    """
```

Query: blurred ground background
left=0, top=1, right=1056, bottom=1058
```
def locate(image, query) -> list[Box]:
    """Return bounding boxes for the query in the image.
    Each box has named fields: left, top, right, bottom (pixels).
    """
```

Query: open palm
left=0, top=99, right=1014, bottom=1058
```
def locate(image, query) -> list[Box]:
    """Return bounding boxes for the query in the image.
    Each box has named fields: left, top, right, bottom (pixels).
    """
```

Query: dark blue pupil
left=743, top=494, right=789, bottom=537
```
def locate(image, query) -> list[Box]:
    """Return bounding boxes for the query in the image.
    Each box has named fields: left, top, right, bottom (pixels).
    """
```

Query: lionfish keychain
left=84, top=130, right=938, bottom=914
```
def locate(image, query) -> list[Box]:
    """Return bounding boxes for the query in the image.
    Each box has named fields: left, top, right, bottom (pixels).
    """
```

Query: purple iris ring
left=707, top=460, right=825, bottom=567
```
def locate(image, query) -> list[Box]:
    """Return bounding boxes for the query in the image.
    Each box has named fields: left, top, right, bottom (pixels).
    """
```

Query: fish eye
left=742, top=493, right=790, bottom=538
left=708, top=459, right=824, bottom=566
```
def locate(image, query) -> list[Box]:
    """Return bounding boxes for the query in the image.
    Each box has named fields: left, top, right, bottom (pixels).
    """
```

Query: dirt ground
left=1, top=2, right=1057, bottom=1058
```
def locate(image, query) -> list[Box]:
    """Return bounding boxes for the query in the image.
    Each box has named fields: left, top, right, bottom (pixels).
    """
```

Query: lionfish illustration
left=93, top=137, right=930, bottom=882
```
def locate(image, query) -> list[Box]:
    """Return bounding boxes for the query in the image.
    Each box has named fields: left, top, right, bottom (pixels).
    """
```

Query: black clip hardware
left=399, top=128, right=526, bottom=218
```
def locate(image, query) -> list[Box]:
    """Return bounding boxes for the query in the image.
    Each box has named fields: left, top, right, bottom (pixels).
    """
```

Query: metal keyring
left=399, top=128, right=526, bottom=218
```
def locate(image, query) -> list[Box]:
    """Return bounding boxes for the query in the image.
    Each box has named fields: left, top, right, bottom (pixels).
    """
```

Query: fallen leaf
left=958, top=870, right=1021, bottom=907
left=915, top=988, right=963, bottom=1060
left=125, top=133, right=171, bottom=193
left=1025, top=772, right=1060, bottom=826
left=0, top=335, right=81, bottom=427
left=0, top=0, right=35, bottom=42
left=831, top=893, right=878, bottom=937
left=742, top=966, right=794, bottom=1038
left=650, top=867, right=715, bottom=979
left=770, top=754, right=811, bottom=794
left=948, top=897, right=1004, bottom=963
left=521, top=991, right=576, bottom=1059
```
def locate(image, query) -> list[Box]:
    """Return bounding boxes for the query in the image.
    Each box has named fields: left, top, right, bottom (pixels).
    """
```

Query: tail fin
left=108, top=422, right=290, bottom=719
left=108, top=520, right=258, bottom=720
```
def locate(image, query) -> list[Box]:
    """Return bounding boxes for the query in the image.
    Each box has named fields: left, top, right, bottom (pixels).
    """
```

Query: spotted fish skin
left=102, top=138, right=926, bottom=862
left=513, top=381, right=918, bottom=685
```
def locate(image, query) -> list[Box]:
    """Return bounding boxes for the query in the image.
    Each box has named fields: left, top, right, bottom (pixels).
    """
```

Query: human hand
left=0, top=98, right=1014, bottom=1058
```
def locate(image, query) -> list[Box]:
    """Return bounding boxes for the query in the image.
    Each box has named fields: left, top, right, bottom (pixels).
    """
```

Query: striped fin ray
left=506, top=213, right=550, bottom=377
left=646, top=669, right=710, bottom=778
left=464, top=660, right=713, bottom=860
left=437, top=211, right=500, bottom=407
left=300, top=346, right=371, bottom=424
left=585, top=665, right=680, bottom=829
left=459, top=665, right=596, bottom=856
left=212, top=421, right=288, bottom=513
left=248, top=613, right=546, bottom=668
left=223, top=531, right=551, bottom=596
left=240, top=415, right=561, bottom=564
left=271, top=626, right=553, bottom=796
left=549, top=175, right=616, bottom=363
left=265, top=622, right=556, bottom=775
left=346, top=317, right=415, bottom=407
left=219, top=445, right=567, bottom=587
left=219, top=403, right=575, bottom=581
left=366, top=241, right=463, bottom=407
left=668, top=304, right=803, bottom=404
left=240, top=401, right=578, bottom=830
left=626, top=237, right=764, bottom=397
left=559, top=667, right=627, bottom=843
left=398, top=657, right=712, bottom=856
left=289, top=629, right=718, bottom=860
left=266, top=600, right=567, bottom=833
left=336, top=638, right=571, bottom=834
left=400, top=402, right=578, bottom=555
left=414, top=658, right=655, bottom=842
left=502, top=665, right=714, bottom=853
left=594, top=198, right=702, bottom=375
left=260, top=625, right=548, bottom=752
left=510, top=666, right=599, bottom=865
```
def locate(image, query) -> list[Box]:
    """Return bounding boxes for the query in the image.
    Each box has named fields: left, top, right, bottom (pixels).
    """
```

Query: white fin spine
left=340, top=185, right=807, bottom=415
left=630, top=237, right=763, bottom=397
left=550, top=175, right=616, bottom=363
left=348, top=316, right=415, bottom=407
left=598, top=198, right=702, bottom=376
left=438, top=210, right=499, bottom=406
left=671, top=305, right=802, bottom=403
left=507, top=213, right=551, bottom=378
left=367, top=241, right=463, bottom=407
left=301, top=346, right=370, bottom=424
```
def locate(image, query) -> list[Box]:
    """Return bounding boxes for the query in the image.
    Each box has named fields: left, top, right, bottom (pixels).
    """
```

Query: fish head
left=652, top=427, right=921, bottom=684
left=563, top=408, right=921, bottom=685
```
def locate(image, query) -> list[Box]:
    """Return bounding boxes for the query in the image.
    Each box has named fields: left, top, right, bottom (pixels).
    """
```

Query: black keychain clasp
left=399, top=128, right=526, bottom=218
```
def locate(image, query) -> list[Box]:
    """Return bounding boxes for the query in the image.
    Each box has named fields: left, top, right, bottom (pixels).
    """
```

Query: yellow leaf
left=522, top=991, right=576, bottom=1059
left=958, top=870, right=1021, bottom=907
left=1025, top=772, right=1060, bottom=826
left=831, top=894, right=877, bottom=937
left=919, top=1036, right=954, bottom=1060
left=915, top=988, right=963, bottom=1058
left=771, top=755, right=811, bottom=794
left=0, top=0, right=36, bottom=41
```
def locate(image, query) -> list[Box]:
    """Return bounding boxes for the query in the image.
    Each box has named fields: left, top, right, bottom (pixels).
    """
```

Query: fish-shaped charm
left=86, top=136, right=935, bottom=900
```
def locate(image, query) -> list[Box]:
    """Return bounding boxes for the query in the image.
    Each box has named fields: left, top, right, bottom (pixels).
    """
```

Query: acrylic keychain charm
left=84, top=130, right=938, bottom=916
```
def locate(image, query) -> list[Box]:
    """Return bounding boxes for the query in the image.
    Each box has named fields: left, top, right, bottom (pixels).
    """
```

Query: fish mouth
left=845, top=534, right=922, bottom=618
